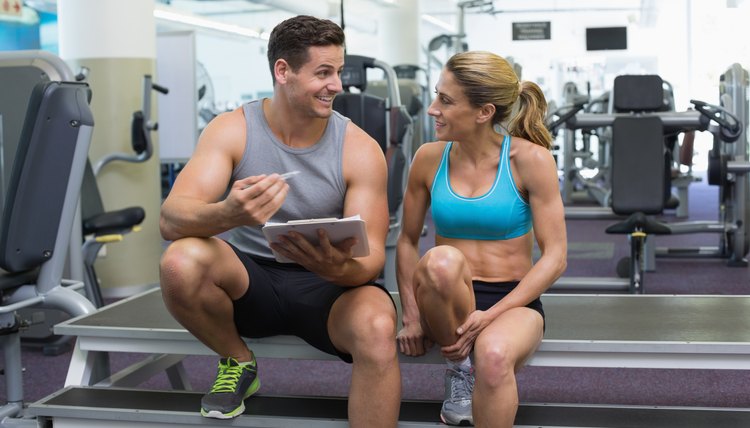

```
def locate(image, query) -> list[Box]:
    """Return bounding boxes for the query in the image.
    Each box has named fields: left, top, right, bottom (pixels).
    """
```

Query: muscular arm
left=159, top=108, right=289, bottom=241
left=488, top=140, right=567, bottom=315
left=396, top=144, right=441, bottom=356
left=396, top=146, right=435, bottom=325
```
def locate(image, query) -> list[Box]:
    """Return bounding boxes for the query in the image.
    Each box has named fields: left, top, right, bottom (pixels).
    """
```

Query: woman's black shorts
left=472, top=280, right=545, bottom=330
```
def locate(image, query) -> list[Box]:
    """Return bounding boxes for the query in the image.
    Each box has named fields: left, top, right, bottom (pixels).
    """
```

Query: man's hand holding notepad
left=261, top=215, right=369, bottom=263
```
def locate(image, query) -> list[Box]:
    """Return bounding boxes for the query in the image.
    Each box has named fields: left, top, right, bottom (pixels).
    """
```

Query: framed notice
left=512, top=22, right=551, bottom=41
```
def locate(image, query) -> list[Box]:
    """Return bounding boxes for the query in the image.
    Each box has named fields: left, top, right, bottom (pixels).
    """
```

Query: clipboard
left=261, top=215, right=369, bottom=263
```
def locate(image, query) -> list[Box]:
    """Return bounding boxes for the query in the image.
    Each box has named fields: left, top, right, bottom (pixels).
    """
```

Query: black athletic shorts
left=226, top=241, right=393, bottom=363
left=473, top=280, right=545, bottom=330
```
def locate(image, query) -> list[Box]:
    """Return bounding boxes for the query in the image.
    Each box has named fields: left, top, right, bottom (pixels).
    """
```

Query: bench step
left=29, top=386, right=750, bottom=428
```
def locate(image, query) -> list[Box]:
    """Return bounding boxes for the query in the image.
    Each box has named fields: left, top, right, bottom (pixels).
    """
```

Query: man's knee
left=160, top=238, right=213, bottom=300
left=349, top=308, right=398, bottom=361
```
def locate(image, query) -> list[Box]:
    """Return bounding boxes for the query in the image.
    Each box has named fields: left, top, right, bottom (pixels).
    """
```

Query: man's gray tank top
left=225, top=99, right=350, bottom=259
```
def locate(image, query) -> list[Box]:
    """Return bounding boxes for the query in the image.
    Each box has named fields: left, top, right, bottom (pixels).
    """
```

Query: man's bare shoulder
left=340, top=121, right=387, bottom=186
left=342, top=120, right=381, bottom=150
left=196, top=106, right=247, bottom=158
left=205, top=107, right=246, bottom=137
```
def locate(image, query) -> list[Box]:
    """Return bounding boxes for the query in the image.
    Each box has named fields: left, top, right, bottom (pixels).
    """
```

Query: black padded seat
left=333, top=93, right=387, bottom=152
left=79, top=156, right=146, bottom=307
left=0, top=82, right=92, bottom=273
left=605, top=212, right=671, bottom=235
left=609, top=116, right=666, bottom=216
left=612, top=75, right=664, bottom=112
left=0, top=267, right=39, bottom=291
left=82, top=207, right=145, bottom=237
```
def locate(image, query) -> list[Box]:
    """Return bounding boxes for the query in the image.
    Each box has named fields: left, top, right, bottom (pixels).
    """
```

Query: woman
left=396, top=51, right=567, bottom=427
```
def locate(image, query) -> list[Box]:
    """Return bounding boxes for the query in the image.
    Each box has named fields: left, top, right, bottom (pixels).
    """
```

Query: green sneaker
left=200, top=357, right=260, bottom=419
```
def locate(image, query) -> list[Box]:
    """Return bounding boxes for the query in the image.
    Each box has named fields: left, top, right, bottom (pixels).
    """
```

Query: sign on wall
left=512, top=22, right=551, bottom=41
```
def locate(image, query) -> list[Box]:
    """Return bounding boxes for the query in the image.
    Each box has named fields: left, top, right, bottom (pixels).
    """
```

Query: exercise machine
left=0, top=80, right=96, bottom=424
left=81, top=74, right=167, bottom=308
left=93, top=74, right=168, bottom=175
left=333, top=55, right=413, bottom=291
left=554, top=77, right=685, bottom=220
left=553, top=72, right=745, bottom=292
left=367, top=64, right=431, bottom=155
left=0, top=50, right=92, bottom=355
left=654, top=63, right=750, bottom=267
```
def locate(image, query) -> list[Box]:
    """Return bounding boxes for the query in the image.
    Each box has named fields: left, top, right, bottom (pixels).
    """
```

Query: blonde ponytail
left=508, top=81, right=553, bottom=149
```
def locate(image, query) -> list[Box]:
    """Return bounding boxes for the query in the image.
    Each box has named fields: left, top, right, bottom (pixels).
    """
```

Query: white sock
left=447, top=356, right=472, bottom=373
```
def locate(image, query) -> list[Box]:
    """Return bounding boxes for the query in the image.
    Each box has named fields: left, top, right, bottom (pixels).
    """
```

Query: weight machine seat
left=0, top=80, right=96, bottom=418
left=367, top=78, right=427, bottom=157
left=614, top=75, right=685, bottom=209
left=332, top=55, right=412, bottom=221
left=0, top=267, right=39, bottom=291
left=0, top=81, right=93, bottom=273
left=609, top=116, right=667, bottom=216
left=81, top=159, right=145, bottom=236
left=606, top=116, right=671, bottom=239
left=332, top=94, right=386, bottom=152
left=613, top=75, right=665, bottom=113
left=605, top=212, right=671, bottom=235
left=80, top=158, right=145, bottom=308
left=82, top=207, right=145, bottom=236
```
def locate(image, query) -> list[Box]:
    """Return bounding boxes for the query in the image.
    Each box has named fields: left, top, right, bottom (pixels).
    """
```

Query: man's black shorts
left=226, top=241, right=393, bottom=363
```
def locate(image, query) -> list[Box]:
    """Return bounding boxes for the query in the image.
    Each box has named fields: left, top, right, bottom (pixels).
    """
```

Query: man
left=159, top=15, right=401, bottom=427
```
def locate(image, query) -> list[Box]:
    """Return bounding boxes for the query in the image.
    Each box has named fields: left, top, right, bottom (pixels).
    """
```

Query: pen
left=242, top=171, right=300, bottom=190
left=279, top=170, right=300, bottom=180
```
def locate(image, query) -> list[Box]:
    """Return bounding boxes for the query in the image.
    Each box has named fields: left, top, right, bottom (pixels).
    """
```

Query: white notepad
left=262, top=215, right=369, bottom=263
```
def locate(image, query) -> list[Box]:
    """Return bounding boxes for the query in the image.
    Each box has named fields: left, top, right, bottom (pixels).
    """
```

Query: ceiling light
left=421, top=14, right=455, bottom=33
left=153, top=4, right=269, bottom=40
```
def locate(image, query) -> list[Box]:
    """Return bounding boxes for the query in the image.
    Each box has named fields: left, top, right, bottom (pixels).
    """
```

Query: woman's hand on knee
left=441, top=310, right=489, bottom=360
left=397, top=322, right=433, bottom=356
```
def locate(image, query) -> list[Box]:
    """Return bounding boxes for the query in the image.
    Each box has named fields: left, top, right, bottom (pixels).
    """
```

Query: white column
left=58, top=0, right=155, bottom=59
left=379, top=0, right=420, bottom=67
left=58, top=0, right=163, bottom=297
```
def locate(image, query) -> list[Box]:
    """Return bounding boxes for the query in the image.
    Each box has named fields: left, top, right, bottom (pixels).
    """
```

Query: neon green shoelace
left=210, top=361, right=250, bottom=393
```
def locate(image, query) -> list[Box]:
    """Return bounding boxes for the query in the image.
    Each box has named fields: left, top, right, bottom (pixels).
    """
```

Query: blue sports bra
left=430, top=136, right=532, bottom=240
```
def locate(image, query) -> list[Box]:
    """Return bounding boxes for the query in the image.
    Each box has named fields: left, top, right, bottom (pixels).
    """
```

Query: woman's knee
left=474, top=337, right=516, bottom=387
left=417, top=246, right=466, bottom=294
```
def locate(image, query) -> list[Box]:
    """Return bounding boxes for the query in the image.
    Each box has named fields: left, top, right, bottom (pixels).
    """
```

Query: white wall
left=419, top=0, right=749, bottom=109
left=196, top=33, right=273, bottom=110
left=162, top=0, right=750, bottom=122
left=183, top=2, right=386, bottom=110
